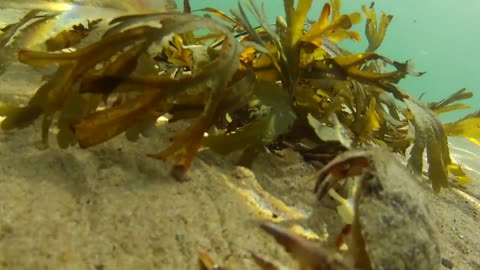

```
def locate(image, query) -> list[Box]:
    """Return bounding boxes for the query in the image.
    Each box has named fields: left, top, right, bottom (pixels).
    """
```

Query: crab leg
left=313, top=150, right=370, bottom=200
left=260, top=222, right=351, bottom=270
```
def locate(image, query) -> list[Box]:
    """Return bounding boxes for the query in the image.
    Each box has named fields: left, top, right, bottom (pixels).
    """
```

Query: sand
left=0, top=66, right=479, bottom=270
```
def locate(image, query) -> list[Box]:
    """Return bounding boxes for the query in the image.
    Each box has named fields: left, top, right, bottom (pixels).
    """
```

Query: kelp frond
left=405, top=98, right=451, bottom=192
left=428, top=88, right=472, bottom=115
left=443, top=110, right=480, bottom=146
left=301, top=1, right=361, bottom=47
left=363, top=2, right=393, bottom=52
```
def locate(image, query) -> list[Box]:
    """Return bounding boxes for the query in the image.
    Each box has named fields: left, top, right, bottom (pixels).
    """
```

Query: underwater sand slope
left=0, top=122, right=300, bottom=269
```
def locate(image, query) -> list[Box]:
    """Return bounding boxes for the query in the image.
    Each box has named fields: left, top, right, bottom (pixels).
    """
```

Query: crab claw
left=313, top=150, right=370, bottom=200
left=260, top=222, right=351, bottom=270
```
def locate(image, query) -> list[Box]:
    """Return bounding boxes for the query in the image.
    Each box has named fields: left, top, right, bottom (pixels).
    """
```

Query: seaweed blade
left=405, top=98, right=451, bottom=192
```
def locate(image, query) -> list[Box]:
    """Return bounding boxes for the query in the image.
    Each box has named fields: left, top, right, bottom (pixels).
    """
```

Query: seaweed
left=444, top=113, right=480, bottom=142
left=404, top=98, right=451, bottom=192
left=363, top=2, right=393, bottom=52
left=0, top=0, right=476, bottom=191
left=0, top=10, right=56, bottom=75
left=45, top=19, right=102, bottom=52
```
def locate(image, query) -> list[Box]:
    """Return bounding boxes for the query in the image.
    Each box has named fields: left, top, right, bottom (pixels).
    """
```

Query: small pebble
left=441, top=258, right=454, bottom=269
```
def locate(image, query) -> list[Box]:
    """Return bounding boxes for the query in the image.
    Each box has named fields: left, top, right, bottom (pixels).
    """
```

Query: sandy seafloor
left=0, top=60, right=479, bottom=270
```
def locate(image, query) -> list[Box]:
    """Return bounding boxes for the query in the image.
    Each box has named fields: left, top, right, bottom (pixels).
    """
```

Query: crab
left=313, top=147, right=441, bottom=270
left=198, top=148, right=442, bottom=270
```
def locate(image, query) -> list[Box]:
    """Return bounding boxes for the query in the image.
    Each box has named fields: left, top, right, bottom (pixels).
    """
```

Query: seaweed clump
left=0, top=0, right=477, bottom=191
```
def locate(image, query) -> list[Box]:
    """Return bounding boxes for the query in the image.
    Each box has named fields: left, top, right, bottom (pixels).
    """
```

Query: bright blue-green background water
left=180, top=0, right=479, bottom=122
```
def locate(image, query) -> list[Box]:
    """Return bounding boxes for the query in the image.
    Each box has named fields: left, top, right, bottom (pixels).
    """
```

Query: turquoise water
left=184, top=0, right=479, bottom=123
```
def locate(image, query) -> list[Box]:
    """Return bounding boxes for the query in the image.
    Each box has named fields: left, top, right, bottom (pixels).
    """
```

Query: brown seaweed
left=0, top=0, right=476, bottom=190
left=45, top=19, right=102, bottom=52
left=362, top=2, right=393, bottom=52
